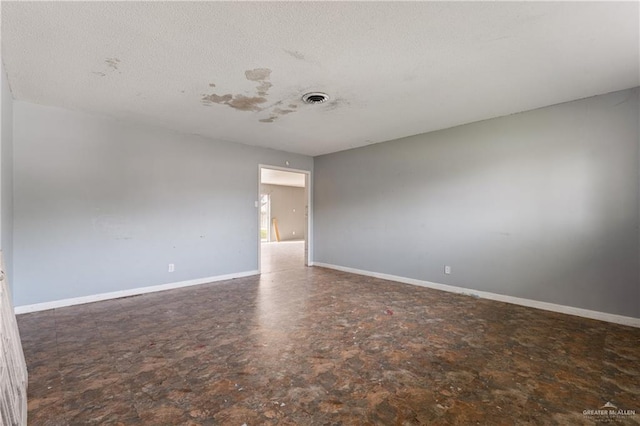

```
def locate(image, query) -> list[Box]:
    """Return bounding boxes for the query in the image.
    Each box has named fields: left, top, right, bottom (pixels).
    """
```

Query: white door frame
left=259, top=193, right=271, bottom=242
left=258, top=164, right=312, bottom=272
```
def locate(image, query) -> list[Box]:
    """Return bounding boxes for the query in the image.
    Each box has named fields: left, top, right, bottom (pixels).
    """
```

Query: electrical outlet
left=168, top=263, right=175, bottom=272
left=444, top=265, right=451, bottom=275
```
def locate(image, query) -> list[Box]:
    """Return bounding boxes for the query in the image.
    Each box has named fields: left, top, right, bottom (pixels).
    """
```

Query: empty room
left=0, top=1, right=638, bottom=425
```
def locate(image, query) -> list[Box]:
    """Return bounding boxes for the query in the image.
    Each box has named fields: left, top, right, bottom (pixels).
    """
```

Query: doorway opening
left=258, top=166, right=310, bottom=273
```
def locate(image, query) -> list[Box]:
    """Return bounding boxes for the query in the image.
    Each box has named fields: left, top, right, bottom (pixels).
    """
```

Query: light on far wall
left=261, top=168, right=305, bottom=187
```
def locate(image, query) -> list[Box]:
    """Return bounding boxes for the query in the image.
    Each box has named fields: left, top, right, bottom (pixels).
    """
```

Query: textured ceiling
left=2, top=2, right=638, bottom=156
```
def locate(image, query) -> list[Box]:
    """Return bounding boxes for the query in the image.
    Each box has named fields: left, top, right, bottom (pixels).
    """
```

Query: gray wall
left=13, top=101, right=313, bottom=306
left=1, top=63, right=14, bottom=292
left=260, top=184, right=306, bottom=241
left=314, top=88, right=639, bottom=318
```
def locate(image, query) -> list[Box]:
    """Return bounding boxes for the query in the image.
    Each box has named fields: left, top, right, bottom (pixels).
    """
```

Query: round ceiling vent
left=302, top=92, right=330, bottom=104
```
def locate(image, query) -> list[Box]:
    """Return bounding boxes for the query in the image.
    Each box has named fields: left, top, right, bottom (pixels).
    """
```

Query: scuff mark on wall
left=92, top=215, right=136, bottom=240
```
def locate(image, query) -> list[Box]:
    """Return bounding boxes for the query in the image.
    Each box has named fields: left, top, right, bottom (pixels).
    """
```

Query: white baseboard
left=313, top=262, right=640, bottom=328
left=14, top=270, right=260, bottom=314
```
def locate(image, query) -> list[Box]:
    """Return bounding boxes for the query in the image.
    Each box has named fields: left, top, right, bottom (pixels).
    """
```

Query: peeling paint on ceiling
left=245, top=68, right=272, bottom=97
left=201, top=68, right=304, bottom=123
left=202, top=68, right=272, bottom=112
left=1, top=2, right=638, bottom=156
left=202, top=92, right=267, bottom=112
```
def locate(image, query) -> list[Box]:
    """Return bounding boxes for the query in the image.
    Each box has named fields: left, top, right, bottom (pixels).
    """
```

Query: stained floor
left=17, top=247, right=640, bottom=425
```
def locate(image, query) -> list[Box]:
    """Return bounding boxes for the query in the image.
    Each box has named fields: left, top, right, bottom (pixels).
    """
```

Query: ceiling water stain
left=202, top=68, right=272, bottom=112
left=201, top=67, right=303, bottom=121
left=245, top=69, right=273, bottom=97
left=202, top=93, right=266, bottom=112
left=227, top=95, right=267, bottom=112
left=91, top=71, right=106, bottom=77
left=273, top=108, right=294, bottom=115
left=256, top=81, right=272, bottom=97
left=245, top=68, right=271, bottom=82
left=202, top=93, right=233, bottom=105
left=260, top=94, right=343, bottom=123
left=323, top=98, right=349, bottom=112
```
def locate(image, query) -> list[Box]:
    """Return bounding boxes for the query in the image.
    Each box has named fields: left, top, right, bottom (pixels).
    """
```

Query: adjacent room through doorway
left=259, top=167, right=309, bottom=273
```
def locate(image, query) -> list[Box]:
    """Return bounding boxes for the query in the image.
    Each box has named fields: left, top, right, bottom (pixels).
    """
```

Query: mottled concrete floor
left=18, top=243, right=640, bottom=425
